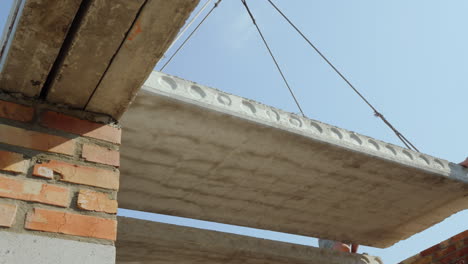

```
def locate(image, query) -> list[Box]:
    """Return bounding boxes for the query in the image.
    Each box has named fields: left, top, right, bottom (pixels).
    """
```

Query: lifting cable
left=166, top=0, right=214, bottom=53
left=264, top=0, right=419, bottom=152
left=160, top=0, right=419, bottom=151
left=240, top=0, right=306, bottom=117
left=159, top=0, right=222, bottom=72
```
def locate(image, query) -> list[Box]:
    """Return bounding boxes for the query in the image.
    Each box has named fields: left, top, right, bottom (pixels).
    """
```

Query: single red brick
left=0, top=203, right=17, bottom=227
left=0, top=124, right=75, bottom=155
left=40, top=111, right=121, bottom=144
left=77, top=189, right=117, bottom=214
left=0, top=175, right=70, bottom=207
left=411, top=256, right=432, bottom=264
left=33, top=160, right=119, bottom=190
left=32, top=164, right=54, bottom=179
left=0, top=150, right=29, bottom=174
left=82, top=144, right=119, bottom=167
left=435, top=245, right=457, bottom=259
left=25, top=208, right=117, bottom=240
left=0, top=100, right=34, bottom=122
left=455, top=240, right=466, bottom=250
left=440, top=247, right=468, bottom=264
left=451, top=231, right=468, bottom=244
left=421, top=244, right=441, bottom=256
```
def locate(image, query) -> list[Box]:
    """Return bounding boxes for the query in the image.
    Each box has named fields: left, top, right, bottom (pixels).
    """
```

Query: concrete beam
left=0, top=0, right=198, bottom=120
left=84, top=0, right=200, bottom=118
left=0, top=0, right=82, bottom=97
left=119, top=71, right=468, bottom=248
left=0, top=231, right=115, bottom=264
left=116, top=217, right=383, bottom=264
left=45, top=0, right=146, bottom=107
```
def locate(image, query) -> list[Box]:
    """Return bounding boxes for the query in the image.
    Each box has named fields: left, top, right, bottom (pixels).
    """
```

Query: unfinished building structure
left=0, top=1, right=467, bottom=263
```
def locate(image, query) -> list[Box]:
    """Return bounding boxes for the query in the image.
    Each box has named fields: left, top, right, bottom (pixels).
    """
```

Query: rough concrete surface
left=0, top=231, right=115, bottom=264
left=116, top=216, right=383, bottom=264
left=46, top=0, right=145, bottom=107
left=0, top=0, right=82, bottom=97
left=119, top=71, right=468, bottom=248
left=85, top=0, right=199, bottom=119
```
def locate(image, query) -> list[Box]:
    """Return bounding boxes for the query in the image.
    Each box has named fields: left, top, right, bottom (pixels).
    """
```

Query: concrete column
left=0, top=99, right=120, bottom=263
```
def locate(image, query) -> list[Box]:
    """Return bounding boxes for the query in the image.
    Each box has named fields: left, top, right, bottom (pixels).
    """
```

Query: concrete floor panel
left=0, top=0, right=81, bottom=97
left=116, top=217, right=383, bottom=264
left=119, top=71, right=468, bottom=248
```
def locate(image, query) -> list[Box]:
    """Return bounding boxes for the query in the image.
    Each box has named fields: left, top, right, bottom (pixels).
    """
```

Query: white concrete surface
left=0, top=231, right=115, bottom=264
left=142, top=72, right=465, bottom=180
left=118, top=71, right=468, bottom=248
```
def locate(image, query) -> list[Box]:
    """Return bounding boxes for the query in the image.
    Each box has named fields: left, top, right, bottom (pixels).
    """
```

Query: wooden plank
left=116, top=217, right=382, bottom=264
left=0, top=0, right=82, bottom=97
left=85, top=0, right=199, bottom=118
left=118, top=71, right=468, bottom=248
left=46, top=0, right=146, bottom=108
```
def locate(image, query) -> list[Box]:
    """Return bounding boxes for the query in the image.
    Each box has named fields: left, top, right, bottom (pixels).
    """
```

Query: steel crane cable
left=265, top=0, right=419, bottom=152
left=240, top=0, right=306, bottom=117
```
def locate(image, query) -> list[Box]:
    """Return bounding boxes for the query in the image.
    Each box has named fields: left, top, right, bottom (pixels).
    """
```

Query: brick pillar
left=0, top=100, right=120, bottom=263
left=399, top=230, right=468, bottom=264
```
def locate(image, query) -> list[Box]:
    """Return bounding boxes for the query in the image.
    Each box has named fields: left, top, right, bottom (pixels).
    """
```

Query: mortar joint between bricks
left=2, top=94, right=114, bottom=122
left=0, top=91, right=116, bottom=125
left=21, top=200, right=117, bottom=220
left=0, top=115, right=80, bottom=141
left=2, top=169, right=117, bottom=198
left=33, top=153, right=120, bottom=172
left=79, top=138, right=120, bottom=151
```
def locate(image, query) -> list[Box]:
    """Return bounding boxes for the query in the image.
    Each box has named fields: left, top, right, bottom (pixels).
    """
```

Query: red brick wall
left=400, top=231, right=468, bottom=264
left=0, top=100, right=120, bottom=242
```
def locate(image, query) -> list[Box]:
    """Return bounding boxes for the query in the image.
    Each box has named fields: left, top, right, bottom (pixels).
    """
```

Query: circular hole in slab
left=217, top=94, right=232, bottom=106
left=241, top=100, right=256, bottom=114
left=189, top=85, right=206, bottom=99
left=310, top=122, right=323, bottom=133
left=330, top=128, right=343, bottom=139
left=266, top=109, right=280, bottom=121
left=159, top=76, right=177, bottom=90
left=368, top=139, right=380, bottom=150
left=434, top=159, right=445, bottom=169
left=402, top=150, right=414, bottom=160
left=349, top=134, right=363, bottom=145
left=386, top=145, right=397, bottom=155
left=419, top=155, right=430, bottom=165
left=289, top=116, right=302, bottom=127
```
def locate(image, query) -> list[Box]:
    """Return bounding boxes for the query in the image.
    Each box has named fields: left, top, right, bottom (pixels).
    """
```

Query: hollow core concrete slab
left=0, top=0, right=81, bottom=97
left=119, top=71, right=468, bottom=248
left=116, top=217, right=383, bottom=264
left=0, top=0, right=198, bottom=119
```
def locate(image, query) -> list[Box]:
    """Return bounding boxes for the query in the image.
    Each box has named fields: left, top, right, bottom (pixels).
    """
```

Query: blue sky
left=1, top=1, right=467, bottom=263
